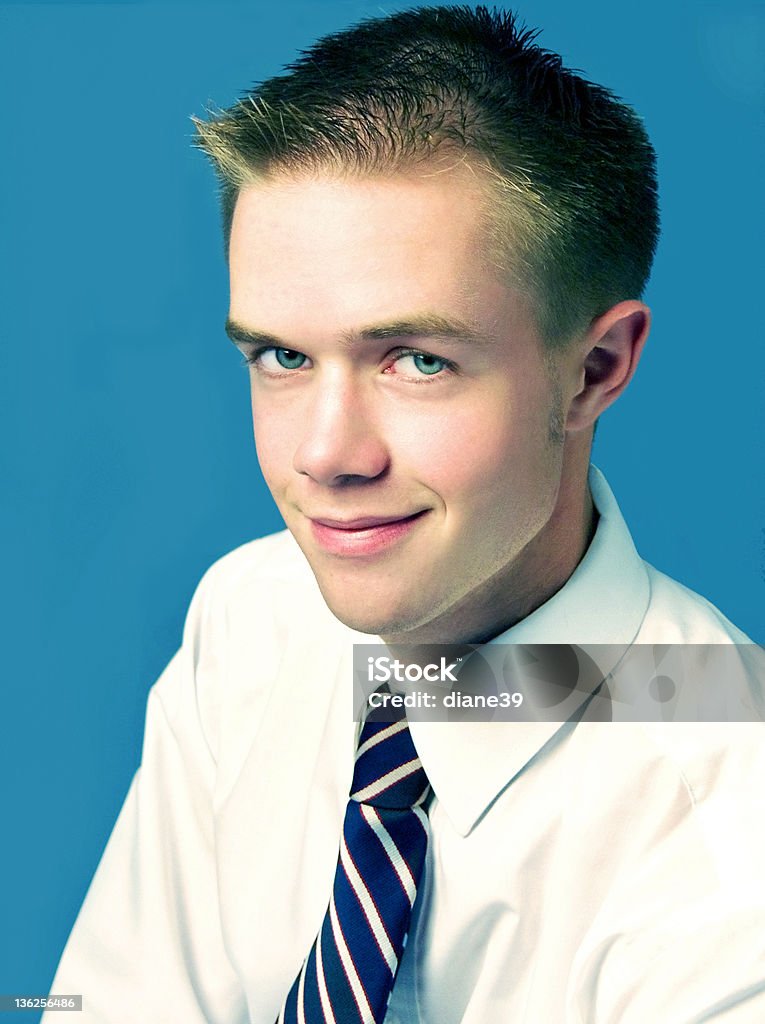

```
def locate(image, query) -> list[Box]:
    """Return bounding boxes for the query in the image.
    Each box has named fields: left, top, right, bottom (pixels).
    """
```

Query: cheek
left=423, top=427, right=504, bottom=496
left=392, top=396, right=538, bottom=499
left=250, top=394, right=295, bottom=490
left=399, top=393, right=560, bottom=542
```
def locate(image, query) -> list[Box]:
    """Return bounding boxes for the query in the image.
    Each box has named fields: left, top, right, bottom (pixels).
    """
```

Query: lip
left=308, top=510, right=428, bottom=556
left=312, top=513, right=420, bottom=530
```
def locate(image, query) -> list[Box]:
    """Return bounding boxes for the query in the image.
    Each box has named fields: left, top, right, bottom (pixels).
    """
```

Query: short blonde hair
left=194, top=4, right=659, bottom=348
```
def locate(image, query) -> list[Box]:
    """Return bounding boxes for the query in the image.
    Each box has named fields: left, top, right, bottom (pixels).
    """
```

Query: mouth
left=307, top=510, right=428, bottom=556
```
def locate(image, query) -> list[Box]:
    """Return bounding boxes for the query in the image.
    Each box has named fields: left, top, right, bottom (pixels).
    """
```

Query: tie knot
left=351, top=708, right=430, bottom=810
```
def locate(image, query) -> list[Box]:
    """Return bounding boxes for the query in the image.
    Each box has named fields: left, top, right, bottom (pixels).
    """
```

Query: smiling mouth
left=311, top=512, right=426, bottom=530
left=308, top=510, right=428, bottom=555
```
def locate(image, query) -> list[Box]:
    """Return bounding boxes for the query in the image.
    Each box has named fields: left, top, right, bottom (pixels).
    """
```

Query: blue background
left=1, top=0, right=763, bottom=1013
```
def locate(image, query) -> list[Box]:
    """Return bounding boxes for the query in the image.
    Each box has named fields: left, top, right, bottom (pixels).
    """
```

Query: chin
left=323, top=600, right=407, bottom=638
left=317, top=581, right=429, bottom=639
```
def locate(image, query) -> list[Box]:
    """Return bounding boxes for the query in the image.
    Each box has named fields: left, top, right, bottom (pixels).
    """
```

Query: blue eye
left=274, top=348, right=307, bottom=370
left=394, top=352, right=450, bottom=377
left=255, top=347, right=309, bottom=372
left=412, top=353, right=446, bottom=375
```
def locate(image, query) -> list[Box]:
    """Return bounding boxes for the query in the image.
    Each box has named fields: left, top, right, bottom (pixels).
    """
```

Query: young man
left=45, top=6, right=764, bottom=1023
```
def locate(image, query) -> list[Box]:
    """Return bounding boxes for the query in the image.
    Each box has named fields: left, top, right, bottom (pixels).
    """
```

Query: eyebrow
left=224, top=313, right=491, bottom=350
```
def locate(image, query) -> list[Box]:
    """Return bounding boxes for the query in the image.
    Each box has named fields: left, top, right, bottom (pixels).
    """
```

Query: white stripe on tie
left=352, top=757, right=421, bottom=804
left=297, top=960, right=307, bottom=1024
left=340, top=835, right=398, bottom=974
left=412, top=805, right=430, bottom=831
left=329, top=895, right=375, bottom=1024
left=316, top=937, right=337, bottom=1024
left=355, top=718, right=408, bottom=760
left=360, top=804, right=417, bottom=907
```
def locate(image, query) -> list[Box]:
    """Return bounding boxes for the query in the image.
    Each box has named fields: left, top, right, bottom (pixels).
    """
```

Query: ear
left=566, top=300, right=651, bottom=432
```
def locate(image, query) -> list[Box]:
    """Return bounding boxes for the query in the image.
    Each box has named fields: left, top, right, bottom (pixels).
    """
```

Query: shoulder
left=632, top=559, right=764, bottom=723
left=630, top=561, right=764, bottom=842
left=156, top=530, right=353, bottom=764
left=189, top=529, right=315, bottom=598
left=638, top=560, right=753, bottom=643
left=182, top=529, right=338, bottom=639
left=179, top=528, right=352, bottom=685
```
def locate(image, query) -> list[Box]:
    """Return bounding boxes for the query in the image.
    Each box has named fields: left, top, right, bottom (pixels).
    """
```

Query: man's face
left=228, top=171, right=572, bottom=643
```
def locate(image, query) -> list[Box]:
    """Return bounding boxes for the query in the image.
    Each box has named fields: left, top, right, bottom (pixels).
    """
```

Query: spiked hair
left=194, top=5, right=659, bottom=346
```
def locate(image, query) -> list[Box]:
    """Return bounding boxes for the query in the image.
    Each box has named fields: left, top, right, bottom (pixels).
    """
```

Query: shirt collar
left=408, top=464, right=651, bottom=837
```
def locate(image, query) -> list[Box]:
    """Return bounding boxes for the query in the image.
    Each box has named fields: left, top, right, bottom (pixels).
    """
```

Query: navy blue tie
left=279, top=703, right=430, bottom=1023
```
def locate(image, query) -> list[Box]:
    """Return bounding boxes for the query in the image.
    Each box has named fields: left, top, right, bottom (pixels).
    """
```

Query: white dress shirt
left=45, top=466, right=765, bottom=1023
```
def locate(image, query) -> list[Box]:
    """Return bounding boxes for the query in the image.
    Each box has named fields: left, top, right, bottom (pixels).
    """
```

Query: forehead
left=230, top=167, right=489, bottom=246
left=227, top=170, right=525, bottom=342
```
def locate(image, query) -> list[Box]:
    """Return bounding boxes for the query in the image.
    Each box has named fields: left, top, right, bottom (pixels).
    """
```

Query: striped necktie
left=278, top=701, right=431, bottom=1023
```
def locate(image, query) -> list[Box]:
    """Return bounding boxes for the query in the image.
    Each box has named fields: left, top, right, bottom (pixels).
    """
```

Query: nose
left=292, top=374, right=390, bottom=486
